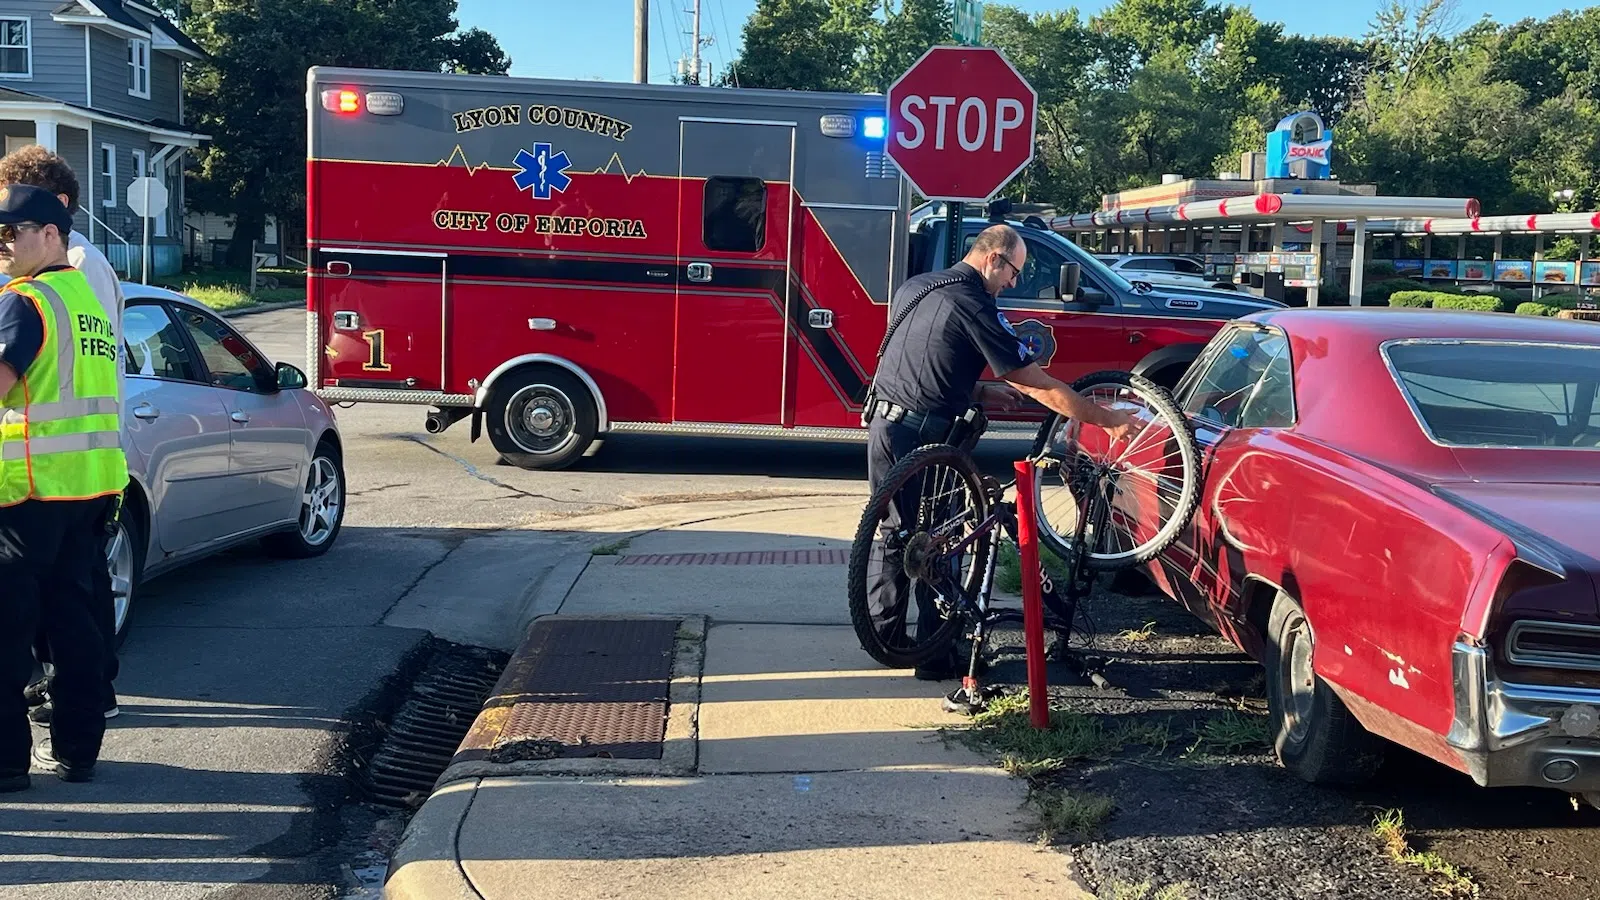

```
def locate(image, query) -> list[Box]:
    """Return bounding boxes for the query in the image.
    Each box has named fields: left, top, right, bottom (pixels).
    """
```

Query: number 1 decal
left=362, top=329, right=392, bottom=372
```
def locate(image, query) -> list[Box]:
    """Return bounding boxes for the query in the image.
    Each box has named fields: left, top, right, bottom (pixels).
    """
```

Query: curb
left=383, top=777, right=484, bottom=900
left=434, top=614, right=706, bottom=785
left=218, top=299, right=305, bottom=318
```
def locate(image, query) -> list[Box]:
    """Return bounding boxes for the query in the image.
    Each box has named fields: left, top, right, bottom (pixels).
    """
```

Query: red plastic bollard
left=1013, top=460, right=1050, bottom=729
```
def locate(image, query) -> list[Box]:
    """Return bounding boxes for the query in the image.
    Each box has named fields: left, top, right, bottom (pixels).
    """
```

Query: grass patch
left=1182, top=709, right=1271, bottom=757
left=1032, top=788, right=1115, bottom=843
left=156, top=268, right=306, bottom=313
left=590, top=536, right=633, bottom=556
left=1104, top=880, right=1197, bottom=900
left=994, top=538, right=1073, bottom=595
left=1117, top=621, right=1157, bottom=642
left=1372, top=808, right=1478, bottom=897
left=950, top=691, right=1173, bottom=776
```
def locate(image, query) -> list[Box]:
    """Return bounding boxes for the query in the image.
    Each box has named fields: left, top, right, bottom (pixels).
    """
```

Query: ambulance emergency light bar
left=319, top=88, right=404, bottom=116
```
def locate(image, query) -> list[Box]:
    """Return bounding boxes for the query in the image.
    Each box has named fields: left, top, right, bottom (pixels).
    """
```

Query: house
left=0, top=0, right=208, bottom=278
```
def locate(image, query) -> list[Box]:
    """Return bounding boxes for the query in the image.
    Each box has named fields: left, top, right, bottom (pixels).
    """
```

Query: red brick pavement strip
left=614, top=550, right=850, bottom=566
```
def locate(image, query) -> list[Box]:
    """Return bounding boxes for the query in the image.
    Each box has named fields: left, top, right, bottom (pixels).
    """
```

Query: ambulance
left=305, top=66, right=1274, bottom=469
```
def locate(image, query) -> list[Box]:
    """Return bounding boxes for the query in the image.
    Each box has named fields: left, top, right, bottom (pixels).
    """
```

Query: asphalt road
left=0, top=306, right=1031, bottom=899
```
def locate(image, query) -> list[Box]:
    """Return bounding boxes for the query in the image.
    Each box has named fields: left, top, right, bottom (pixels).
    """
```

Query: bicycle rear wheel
left=847, top=443, right=992, bottom=668
left=1029, top=370, right=1201, bottom=571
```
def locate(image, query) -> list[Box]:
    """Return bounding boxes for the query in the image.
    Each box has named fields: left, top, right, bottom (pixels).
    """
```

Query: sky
left=454, top=0, right=1581, bottom=85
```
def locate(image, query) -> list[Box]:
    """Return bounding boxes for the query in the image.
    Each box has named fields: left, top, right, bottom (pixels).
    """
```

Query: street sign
left=953, top=0, right=984, bottom=45
left=127, top=176, right=168, bottom=218
left=885, top=46, right=1037, bottom=203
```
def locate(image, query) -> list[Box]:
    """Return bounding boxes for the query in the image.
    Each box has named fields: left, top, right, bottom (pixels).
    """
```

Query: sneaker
left=27, top=700, right=119, bottom=725
left=30, top=741, right=94, bottom=783
left=0, top=772, right=28, bottom=793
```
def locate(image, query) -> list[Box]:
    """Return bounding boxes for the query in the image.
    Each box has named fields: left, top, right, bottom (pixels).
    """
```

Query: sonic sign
left=1266, top=111, right=1333, bottom=179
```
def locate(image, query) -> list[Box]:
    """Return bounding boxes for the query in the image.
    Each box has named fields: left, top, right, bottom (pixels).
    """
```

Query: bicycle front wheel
left=1030, top=370, right=1201, bottom=571
left=847, top=443, right=992, bottom=668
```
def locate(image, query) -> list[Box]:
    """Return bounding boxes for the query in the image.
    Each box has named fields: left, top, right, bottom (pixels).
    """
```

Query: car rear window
left=1384, top=341, right=1600, bottom=448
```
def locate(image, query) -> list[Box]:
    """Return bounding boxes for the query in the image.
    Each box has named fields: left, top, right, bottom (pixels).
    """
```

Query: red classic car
left=1147, top=307, right=1600, bottom=803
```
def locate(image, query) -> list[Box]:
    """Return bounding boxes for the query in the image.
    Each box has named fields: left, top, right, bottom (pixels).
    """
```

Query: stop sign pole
left=885, top=45, right=1037, bottom=265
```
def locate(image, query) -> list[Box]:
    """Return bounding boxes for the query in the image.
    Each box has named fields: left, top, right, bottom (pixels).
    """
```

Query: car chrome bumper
left=1447, top=641, right=1600, bottom=791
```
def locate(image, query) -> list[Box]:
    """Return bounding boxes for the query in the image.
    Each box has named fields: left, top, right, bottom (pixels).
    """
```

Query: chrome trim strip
left=315, top=388, right=475, bottom=406
left=319, top=246, right=449, bottom=258
left=802, top=202, right=901, bottom=211
left=606, top=421, right=1041, bottom=442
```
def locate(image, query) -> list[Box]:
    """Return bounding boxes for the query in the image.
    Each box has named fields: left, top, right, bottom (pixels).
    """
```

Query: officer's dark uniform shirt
left=0, top=264, right=70, bottom=379
left=873, top=262, right=1031, bottom=419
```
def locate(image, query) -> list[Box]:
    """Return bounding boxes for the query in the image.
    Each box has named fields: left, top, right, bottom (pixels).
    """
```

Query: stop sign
left=885, top=46, right=1038, bottom=202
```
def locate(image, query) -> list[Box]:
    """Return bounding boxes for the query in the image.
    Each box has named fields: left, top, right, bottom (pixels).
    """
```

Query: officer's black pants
left=865, top=418, right=947, bottom=656
left=0, top=497, right=113, bottom=773
left=31, top=499, right=119, bottom=707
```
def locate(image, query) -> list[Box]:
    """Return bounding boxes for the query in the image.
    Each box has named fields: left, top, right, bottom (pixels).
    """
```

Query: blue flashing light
left=863, top=116, right=886, bottom=140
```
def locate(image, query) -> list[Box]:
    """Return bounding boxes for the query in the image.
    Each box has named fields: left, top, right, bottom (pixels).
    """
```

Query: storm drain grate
left=358, top=644, right=508, bottom=809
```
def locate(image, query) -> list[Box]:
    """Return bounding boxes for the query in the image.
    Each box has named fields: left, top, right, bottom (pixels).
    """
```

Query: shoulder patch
left=1012, top=318, right=1058, bottom=367
left=997, top=311, right=1018, bottom=335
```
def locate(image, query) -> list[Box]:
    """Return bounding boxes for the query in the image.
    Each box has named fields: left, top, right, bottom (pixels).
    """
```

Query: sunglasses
left=0, top=222, right=44, bottom=244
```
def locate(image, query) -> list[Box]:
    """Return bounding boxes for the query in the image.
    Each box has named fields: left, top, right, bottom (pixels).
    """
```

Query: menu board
left=1391, top=259, right=1425, bottom=278
left=1494, top=260, right=1532, bottom=283
left=1535, top=261, right=1579, bottom=284
left=1583, top=262, right=1600, bottom=286
left=1423, top=259, right=1457, bottom=279
left=1232, top=252, right=1320, bottom=287
left=1457, top=260, right=1492, bottom=281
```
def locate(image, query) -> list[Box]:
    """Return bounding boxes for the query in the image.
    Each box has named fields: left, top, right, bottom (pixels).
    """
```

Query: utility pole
left=634, top=0, right=648, bottom=83
left=689, top=0, right=702, bottom=84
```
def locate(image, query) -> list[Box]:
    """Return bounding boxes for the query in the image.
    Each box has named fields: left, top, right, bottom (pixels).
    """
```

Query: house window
left=701, top=177, right=766, bottom=253
left=128, top=38, right=150, bottom=98
left=0, top=18, right=30, bottom=78
left=101, top=144, right=117, bottom=207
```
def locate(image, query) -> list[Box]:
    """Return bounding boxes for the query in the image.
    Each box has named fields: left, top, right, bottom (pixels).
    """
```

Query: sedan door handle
left=132, top=404, right=160, bottom=420
left=1128, top=331, right=1145, bottom=344
left=230, top=411, right=251, bottom=424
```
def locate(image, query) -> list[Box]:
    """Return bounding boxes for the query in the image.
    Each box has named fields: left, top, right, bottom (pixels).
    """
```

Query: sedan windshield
left=1384, top=340, right=1600, bottom=449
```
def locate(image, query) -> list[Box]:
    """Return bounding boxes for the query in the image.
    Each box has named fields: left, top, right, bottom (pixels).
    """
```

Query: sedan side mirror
left=276, top=361, right=308, bottom=391
left=1058, top=262, right=1081, bottom=301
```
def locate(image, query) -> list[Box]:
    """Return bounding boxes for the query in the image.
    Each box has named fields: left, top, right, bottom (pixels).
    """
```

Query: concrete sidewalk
left=385, top=499, right=1093, bottom=899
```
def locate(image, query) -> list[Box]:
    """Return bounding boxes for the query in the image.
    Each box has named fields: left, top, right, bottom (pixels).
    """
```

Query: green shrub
left=1363, top=278, right=1452, bottom=305
left=1432, top=294, right=1505, bottom=312
left=1516, top=302, right=1560, bottom=316
left=1387, top=290, right=1443, bottom=308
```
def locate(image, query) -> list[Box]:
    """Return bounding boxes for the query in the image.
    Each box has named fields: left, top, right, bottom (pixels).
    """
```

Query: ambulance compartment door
left=674, top=118, right=796, bottom=425
left=316, top=249, right=448, bottom=394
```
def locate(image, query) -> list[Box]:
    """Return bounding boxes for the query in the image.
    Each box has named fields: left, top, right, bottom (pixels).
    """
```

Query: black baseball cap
left=0, top=183, right=73, bottom=233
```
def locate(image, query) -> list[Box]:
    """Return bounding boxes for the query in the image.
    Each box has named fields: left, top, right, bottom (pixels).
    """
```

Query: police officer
left=0, top=147, right=126, bottom=726
left=863, top=223, right=1136, bottom=679
left=0, top=184, right=129, bottom=790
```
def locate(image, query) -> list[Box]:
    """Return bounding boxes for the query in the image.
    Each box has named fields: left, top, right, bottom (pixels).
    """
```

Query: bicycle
left=845, top=370, right=1204, bottom=712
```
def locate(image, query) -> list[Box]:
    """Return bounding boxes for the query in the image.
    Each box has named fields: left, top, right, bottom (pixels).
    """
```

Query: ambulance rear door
left=316, top=247, right=448, bottom=394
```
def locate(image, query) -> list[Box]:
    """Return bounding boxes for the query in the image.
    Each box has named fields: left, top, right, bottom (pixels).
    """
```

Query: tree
left=719, top=0, right=862, bottom=91
left=180, top=0, right=508, bottom=267
left=857, top=0, right=951, bottom=93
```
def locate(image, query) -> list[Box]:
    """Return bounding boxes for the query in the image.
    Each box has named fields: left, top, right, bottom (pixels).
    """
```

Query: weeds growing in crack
left=945, top=691, right=1175, bottom=777
left=1117, top=621, right=1158, bottom=642
left=591, top=536, right=633, bottom=556
left=1104, top=879, right=1196, bottom=900
left=1372, top=808, right=1478, bottom=897
left=1181, top=709, right=1271, bottom=758
left=1031, top=787, right=1115, bottom=844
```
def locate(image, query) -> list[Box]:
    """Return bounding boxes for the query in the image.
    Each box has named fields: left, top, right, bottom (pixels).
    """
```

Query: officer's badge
left=1012, top=318, right=1058, bottom=367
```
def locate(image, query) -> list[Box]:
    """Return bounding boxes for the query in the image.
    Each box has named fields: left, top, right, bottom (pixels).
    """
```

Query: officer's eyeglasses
left=995, top=253, right=1021, bottom=281
left=0, top=222, right=44, bottom=244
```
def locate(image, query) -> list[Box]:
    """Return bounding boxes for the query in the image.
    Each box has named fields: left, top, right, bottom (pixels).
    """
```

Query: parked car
left=1096, top=253, right=1239, bottom=292
left=1145, top=306, right=1600, bottom=805
left=108, top=283, right=346, bottom=646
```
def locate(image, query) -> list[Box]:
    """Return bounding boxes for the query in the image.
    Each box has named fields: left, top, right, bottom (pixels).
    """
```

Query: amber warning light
left=320, top=88, right=361, bottom=114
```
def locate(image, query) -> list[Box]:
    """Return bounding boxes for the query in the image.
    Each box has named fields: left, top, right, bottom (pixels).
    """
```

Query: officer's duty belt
left=867, top=400, right=952, bottom=437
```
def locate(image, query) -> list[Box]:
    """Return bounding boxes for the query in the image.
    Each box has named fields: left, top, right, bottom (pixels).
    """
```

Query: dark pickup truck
left=907, top=210, right=1285, bottom=389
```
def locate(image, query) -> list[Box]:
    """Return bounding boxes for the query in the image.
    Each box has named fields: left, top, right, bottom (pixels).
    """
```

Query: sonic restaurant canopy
left=1359, top=211, right=1600, bottom=235
left=1047, top=193, right=1481, bottom=231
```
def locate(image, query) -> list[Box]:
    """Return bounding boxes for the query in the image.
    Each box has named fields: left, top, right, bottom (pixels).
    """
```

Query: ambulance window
left=703, top=177, right=767, bottom=253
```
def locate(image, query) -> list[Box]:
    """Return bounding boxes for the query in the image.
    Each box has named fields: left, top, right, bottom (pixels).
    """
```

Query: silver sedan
left=110, top=283, right=347, bottom=645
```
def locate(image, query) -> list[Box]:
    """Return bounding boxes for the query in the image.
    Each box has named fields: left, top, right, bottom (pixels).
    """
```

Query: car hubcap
left=301, top=457, right=342, bottom=545
left=505, top=385, right=576, bottom=454
left=1284, top=614, right=1316, bottom=744
left=106, top=523, right=134, bottom=634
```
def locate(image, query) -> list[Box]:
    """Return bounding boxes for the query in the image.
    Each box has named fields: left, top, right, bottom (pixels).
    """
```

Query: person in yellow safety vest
left=0, top=146, right=127, bottom=729
left=0, top=184, right=128, bottom=790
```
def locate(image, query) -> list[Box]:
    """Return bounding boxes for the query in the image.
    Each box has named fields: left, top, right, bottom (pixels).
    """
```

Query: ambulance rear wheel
left=485, top=366, right=597, bottom=470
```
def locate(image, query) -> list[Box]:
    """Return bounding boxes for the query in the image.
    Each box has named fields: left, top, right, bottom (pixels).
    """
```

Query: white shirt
left=67, top=230, right=126, bottom=406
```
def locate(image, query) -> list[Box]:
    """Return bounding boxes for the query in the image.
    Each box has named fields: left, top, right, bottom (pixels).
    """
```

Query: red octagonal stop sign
left=886, top=46, right=1038, bottom=202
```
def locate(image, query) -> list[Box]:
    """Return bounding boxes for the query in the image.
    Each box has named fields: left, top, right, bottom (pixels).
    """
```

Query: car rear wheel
left=107, top=501, right=146, bottom=651
left=485, top=366, right=597, bottom=470
left=1264, top=591, right=1384, bottom=784
left=263, top=440, right=346, bottom=559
